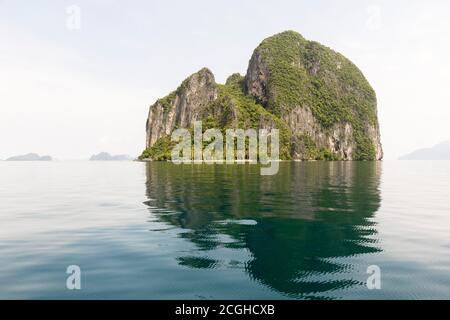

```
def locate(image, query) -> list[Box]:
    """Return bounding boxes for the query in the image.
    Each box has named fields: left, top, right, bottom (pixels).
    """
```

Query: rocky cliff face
left=145, top=68, right=218, bottom=148
left=142, top=31, right=383, bottom=161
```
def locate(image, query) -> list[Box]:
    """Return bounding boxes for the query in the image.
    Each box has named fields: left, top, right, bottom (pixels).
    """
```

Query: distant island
left=89, top=152, right=133, bottom=161
left=140, top=30, right=382, bottom=161
left=400, top=141, right=450, bottom=160
left=6, top=153, right=53, bottom=161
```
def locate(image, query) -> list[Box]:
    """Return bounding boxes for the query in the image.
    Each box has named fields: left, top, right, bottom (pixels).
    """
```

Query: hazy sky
left=1, top=0, right=449, bottom=159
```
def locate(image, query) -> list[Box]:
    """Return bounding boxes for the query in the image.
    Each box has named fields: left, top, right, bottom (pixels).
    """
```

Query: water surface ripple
left=0, top=161, right=449, bottom=299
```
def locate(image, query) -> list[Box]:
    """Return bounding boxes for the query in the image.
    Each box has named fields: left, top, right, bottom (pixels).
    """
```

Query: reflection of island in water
left=144, top=162, right=382, bottom=299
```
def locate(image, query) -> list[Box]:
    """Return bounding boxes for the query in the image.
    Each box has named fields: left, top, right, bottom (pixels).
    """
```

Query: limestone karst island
left=140, top=31, right=383, bottom=161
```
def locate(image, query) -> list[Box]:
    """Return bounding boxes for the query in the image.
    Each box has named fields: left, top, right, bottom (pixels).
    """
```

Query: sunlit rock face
left=143, top=31, right=383, bottom=161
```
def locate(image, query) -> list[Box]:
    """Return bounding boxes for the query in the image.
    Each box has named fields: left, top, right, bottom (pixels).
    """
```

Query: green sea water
left=0, top=161, right=449, bottom=299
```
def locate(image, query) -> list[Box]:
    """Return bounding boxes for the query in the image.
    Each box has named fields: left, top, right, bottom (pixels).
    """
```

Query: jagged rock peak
left=145, top=68, right=218, bottom=148
left=142, top=31, right=383, bottom=161
left=245, top=30, right=383, bottom=160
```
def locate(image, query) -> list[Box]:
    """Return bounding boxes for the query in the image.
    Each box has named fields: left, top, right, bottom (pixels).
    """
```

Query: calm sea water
left=0, top=161, right=449, bottom=299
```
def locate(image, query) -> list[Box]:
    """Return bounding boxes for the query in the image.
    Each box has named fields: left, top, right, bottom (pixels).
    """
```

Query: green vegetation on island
left=141, top=31, right=382, bottom=161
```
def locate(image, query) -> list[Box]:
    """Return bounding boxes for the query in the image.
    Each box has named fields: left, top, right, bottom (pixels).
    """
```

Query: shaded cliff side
left=141, top=31, right=382, bottom=161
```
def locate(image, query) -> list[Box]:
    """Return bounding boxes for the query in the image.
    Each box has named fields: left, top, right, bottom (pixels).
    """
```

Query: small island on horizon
left=400, top=141, right=450, bottom=160
left=6, top=153, right=53, bottom=161
left=89, top=152, right=133, bottom=161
